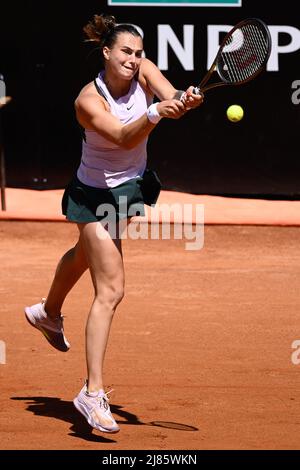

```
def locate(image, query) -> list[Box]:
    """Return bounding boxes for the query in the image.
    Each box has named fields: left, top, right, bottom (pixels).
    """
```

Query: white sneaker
left=73, top=383, right=120, bottom=433
left=24, top=298, right=70, bottom=352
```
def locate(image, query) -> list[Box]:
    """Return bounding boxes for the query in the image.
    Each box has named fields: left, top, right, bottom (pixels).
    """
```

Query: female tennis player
left=24, top=13, right=203, bottom=434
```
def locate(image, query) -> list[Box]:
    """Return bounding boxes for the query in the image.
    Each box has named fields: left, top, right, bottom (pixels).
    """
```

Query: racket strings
left=225, top=26, right=259, bottom=81
left=219, top=22, right=270, bottom=84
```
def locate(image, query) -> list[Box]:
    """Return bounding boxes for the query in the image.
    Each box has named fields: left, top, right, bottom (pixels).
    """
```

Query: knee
left=110, top=286, right=125, bottom=308
left=96, top=284, right=125, bottom=311
left=113, top=288, right=125, bottom=309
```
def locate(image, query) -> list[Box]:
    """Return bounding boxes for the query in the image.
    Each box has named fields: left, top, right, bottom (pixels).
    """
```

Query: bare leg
left=44, top=234, right=88, bottom=319
left=78, top=221, right=125, bottom=393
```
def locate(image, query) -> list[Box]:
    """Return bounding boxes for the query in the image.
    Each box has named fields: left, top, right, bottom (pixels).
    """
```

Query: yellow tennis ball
left=226, top=104, right=244, bottom=122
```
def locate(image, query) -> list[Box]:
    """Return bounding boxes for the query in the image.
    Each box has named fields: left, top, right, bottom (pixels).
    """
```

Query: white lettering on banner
left=291, top=80, right=300, bottom=105
left=208, top=25, right=300, bottom=72
left=268, top=26, right=300, bottom=71
left=130, top=24, right=300, bottom=72
left=0, top=77, right=6, bottom=99
left=158, top=25, right=194, bottom=70
left=207, top=25, right=300, bottom=72
left=207, top=25, right=232, bottom=69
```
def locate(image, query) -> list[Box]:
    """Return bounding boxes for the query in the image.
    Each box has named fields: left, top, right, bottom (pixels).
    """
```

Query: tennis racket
left=191, top=18, right=271, bottom=97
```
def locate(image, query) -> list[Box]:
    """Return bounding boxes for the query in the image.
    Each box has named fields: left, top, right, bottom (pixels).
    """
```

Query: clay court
left=1, top=191, right=300, bottom=449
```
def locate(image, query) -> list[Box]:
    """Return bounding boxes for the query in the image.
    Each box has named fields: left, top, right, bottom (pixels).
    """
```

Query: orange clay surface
left=2, top=187, right=300, bottom=225
left=1, top=221, right=300, bottom=450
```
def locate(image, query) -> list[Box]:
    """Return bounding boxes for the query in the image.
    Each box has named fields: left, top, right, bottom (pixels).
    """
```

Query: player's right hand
left=156, top=99, right=187, bottom=119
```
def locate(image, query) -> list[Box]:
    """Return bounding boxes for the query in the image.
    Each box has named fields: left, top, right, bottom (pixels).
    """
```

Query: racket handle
left=193, top=87, right=203, bottom=96
left=179, top=87, right=204, bottom=103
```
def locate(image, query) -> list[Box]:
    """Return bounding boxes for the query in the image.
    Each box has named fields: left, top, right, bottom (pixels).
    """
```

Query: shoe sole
left=24, top=308, right=70, bottom=353
left=73, top=397, right=120, bottom=433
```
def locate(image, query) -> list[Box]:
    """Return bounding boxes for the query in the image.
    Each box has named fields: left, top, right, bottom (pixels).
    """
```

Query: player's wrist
left=173, top=90, right=185, bottom=101
left=146, top=103, right=162, bottom=124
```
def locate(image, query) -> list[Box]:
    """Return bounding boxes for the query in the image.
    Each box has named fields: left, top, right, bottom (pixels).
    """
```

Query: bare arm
left=140, top=58, right=204, bottom=109
left=75, top=83, right=186, bottom=150
left=139, top=58, right=178, bottom=100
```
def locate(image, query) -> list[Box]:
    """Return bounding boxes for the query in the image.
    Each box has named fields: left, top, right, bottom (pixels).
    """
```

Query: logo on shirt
left=127, top=104, right=134, bottom=110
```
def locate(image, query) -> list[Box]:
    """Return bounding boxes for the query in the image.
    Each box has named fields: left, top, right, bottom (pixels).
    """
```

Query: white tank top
left=77, top=71, right=153, bottom=188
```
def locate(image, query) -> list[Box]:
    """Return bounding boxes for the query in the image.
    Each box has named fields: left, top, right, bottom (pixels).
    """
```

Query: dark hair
left=83, top=14, right=142, bottom=61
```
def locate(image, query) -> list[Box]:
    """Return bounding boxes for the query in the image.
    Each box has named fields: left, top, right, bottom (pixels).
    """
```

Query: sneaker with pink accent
left=24, top=298, right=70, bottom=352
left=73, top=383, right=120, bottom=433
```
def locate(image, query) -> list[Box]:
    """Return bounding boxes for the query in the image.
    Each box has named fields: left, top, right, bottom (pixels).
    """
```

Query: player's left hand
left=182, top=86, right=204, bottom=109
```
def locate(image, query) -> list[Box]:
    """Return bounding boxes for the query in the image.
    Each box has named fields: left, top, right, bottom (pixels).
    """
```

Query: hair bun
left=104, top=15, right=116, bottom=33
left=83, top=14, right=116, bottom=43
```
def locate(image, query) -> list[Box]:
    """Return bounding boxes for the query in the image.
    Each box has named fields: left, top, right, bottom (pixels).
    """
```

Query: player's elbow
left=120, top=140, right=136, bottom=150
left=116, top=131, right=136, bottom=150
left=110, top=134, right=131, bottom=149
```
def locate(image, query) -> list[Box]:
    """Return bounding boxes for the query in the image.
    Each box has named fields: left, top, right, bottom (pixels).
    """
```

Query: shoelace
left=98, top=389, right=114, bottom=411
left=41, top=298, right=65, bottom=323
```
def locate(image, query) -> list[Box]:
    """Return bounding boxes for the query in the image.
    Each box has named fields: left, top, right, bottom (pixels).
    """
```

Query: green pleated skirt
left=62, top=170, right=161, bottom=224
